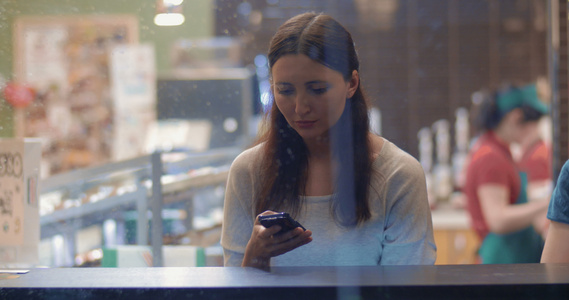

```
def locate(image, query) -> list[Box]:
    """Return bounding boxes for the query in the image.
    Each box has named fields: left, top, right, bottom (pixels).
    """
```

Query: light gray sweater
left=221, top=138, right=436, bottom=266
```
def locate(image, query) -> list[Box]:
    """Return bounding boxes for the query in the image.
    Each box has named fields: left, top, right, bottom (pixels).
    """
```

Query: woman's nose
left=294, top=94, right=311, bottom=115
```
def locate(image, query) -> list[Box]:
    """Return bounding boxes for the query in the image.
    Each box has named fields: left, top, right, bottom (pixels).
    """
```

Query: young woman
left=221, top=12, right=436, bottom=268
left=464, top=84, right=550, bottom=264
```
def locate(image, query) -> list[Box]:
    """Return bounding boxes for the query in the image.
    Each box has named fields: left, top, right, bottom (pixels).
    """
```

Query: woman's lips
left=295, top=120, right=316, bottom=128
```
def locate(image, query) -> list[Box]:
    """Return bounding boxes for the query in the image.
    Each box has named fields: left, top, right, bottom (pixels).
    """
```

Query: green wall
left=0, top=0, right=213, bottom=137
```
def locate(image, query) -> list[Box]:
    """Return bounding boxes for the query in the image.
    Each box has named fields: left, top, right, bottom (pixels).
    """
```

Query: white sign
left=0, top=142, right=25, bottom=245
left=0, top=139, right=41, bottom=267
left=110, top=44, right=157, bottom=161
left=110, top=44, right=156, bottom=113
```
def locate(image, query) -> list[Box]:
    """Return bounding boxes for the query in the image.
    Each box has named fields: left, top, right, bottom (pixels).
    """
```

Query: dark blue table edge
left=1, top=284, right=568, bottom=300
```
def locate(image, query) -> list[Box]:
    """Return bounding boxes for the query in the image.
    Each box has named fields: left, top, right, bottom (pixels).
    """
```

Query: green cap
left=496, top=84, right=549, bottom=115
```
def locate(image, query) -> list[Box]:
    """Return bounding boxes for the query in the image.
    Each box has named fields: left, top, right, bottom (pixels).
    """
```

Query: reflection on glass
left=0, top=0, right=554, bottom=269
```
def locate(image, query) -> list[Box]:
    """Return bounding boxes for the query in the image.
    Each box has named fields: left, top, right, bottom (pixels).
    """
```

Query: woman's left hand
left=241, top=211, right=313, bottom=269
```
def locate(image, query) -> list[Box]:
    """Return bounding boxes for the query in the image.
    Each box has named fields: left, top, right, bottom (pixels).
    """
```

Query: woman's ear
left=346, top=70, right=359, bottom=99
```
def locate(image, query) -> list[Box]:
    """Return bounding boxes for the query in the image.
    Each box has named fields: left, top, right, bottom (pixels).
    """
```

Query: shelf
left=161, top=170, right=229, bottom=197
left=39, top=190, right=146, bottom=227
left=39, top=169, right=231, bottom=226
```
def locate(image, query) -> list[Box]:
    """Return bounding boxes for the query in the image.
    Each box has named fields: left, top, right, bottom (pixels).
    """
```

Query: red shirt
left=517, top=139, right=552, bottom=182
left=464, top=132, right=521, bottom=240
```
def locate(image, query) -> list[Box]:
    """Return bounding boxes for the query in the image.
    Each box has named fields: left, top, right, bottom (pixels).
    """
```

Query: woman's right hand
left=241, top=211, right=313, bottom=269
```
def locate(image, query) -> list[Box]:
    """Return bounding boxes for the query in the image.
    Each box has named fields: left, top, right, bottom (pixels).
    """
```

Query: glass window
left=0, top=0, right=556, bottom=269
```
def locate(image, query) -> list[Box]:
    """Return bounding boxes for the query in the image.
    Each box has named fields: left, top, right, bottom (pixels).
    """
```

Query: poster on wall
left=110, top=44, right=157, bottom=161
left=13, top=15, right=138, bottom=176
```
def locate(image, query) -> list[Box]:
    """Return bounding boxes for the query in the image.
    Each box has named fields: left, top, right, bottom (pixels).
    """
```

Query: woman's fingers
left=268, top=229, right=313, bottom=257
left=250, top=211, right=312, bottom=258
left=255, top=210, right=278, bottom=224
left=258, top=224, right=282, bottom=238
left=271, top=227, right=308, bottom=243
left=254, top=211, right=283, bottom=238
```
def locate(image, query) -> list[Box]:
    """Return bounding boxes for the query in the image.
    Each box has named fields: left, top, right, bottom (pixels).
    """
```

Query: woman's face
left=271, top=54, right=358, bottom=142
left=499, top=109, right=530, bottom=144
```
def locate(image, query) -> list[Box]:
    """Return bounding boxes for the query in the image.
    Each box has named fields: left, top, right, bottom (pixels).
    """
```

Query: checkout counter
left=431, top=208, right=480, bottom=265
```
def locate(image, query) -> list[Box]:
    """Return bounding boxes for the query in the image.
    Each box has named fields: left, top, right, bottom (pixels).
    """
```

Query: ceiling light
left=154, top=13, right=185, bottom=26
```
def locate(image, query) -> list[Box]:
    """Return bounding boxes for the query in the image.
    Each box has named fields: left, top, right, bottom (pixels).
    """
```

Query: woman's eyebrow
left=274, top=81, right=327, bottom=87
left=305, top=80, right=327, bottom=86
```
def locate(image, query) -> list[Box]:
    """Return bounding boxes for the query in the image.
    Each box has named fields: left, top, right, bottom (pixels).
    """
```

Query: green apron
left=478, top=172, right=544, bottom=264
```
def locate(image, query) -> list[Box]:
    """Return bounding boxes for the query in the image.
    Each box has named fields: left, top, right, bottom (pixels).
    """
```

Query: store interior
left=0, top=0, right=562, bottom=268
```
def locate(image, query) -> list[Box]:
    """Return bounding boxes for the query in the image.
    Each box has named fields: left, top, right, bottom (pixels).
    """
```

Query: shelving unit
left=38, top=147, right=241, bottom=267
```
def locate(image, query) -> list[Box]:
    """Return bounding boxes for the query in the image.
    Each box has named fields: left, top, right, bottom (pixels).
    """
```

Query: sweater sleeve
left=379, top=154, right=437, bottom=265
left=547, top=160, right=569, bottom=225
left=220, top=148, right=257, bottom=266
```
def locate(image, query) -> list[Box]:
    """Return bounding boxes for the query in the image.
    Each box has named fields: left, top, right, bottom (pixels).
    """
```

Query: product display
left=38, top=147, right=241, bottom=267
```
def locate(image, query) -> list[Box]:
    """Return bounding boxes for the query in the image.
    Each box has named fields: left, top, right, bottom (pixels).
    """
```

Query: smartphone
left=258, top=212, right=306, bottom=233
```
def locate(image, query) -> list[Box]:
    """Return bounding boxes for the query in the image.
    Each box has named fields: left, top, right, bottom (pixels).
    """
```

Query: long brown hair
left=255, top=12, right=372, bottom=226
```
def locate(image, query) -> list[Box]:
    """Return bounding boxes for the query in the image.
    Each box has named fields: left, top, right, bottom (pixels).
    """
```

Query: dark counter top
left=1, top=264, right=568, bottom=299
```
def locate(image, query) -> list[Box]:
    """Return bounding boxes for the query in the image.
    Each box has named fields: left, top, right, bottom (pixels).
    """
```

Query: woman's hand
left=242, top=211, right=312, bottom=269
left=479, top=184, right=550, bottom=234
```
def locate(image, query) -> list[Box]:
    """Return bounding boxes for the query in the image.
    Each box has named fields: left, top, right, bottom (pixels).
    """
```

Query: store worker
left=220, top=12, right=436, bottom=269
left=541, top=160, right=569, bottom=263
left=464, top=84, right=550, bottom=264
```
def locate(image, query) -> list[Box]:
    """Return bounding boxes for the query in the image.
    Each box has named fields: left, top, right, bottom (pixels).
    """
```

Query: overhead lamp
left=154, top=0, right=185, bottom=26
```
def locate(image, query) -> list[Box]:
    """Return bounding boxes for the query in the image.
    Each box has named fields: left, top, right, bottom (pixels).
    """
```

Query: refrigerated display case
left=38, top=147, right=242, bottom=267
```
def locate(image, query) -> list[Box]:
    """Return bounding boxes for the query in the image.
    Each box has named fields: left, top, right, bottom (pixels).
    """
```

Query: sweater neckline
left=302, top=194, right=333, bottom=202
